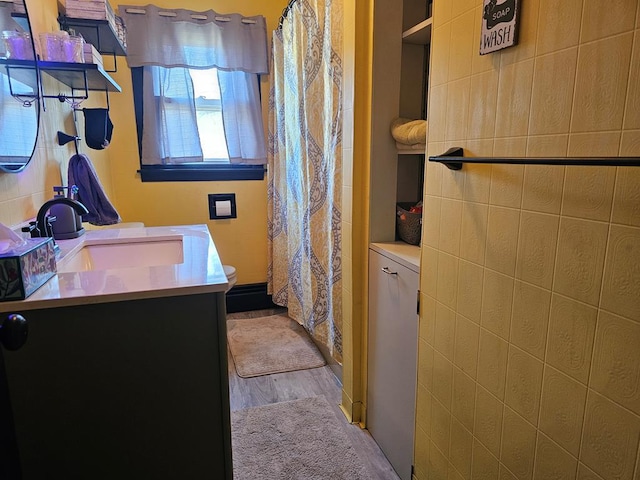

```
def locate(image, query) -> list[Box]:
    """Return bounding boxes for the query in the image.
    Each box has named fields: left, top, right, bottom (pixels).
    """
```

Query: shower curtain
left=267, top=0, right=344, bottom=362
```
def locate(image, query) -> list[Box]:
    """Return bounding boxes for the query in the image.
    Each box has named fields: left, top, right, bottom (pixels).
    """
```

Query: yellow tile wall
left=416, top=1, right=640, bottom=479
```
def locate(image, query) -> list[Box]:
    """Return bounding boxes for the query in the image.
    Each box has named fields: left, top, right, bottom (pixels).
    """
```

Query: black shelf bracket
left=431, top=147, right=463, bottom=170
left=39, top=67, right=90, bottom=104
left=429, top=147, right=640, bottom=169
left=36, top=61, right=119, bottom=111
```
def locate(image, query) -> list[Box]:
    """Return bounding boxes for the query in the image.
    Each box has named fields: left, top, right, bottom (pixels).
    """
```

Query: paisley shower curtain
left=267, top=0, right=343, bottom=362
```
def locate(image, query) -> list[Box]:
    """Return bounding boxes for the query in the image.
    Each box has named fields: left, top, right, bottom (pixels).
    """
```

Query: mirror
left=0, top=0, right=39, bottom=173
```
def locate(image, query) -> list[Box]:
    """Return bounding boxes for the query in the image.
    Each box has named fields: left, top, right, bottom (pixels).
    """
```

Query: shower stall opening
left=267, top=0, right=344, bottom=376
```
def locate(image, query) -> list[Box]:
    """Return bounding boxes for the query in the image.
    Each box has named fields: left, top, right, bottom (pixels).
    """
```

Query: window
left=132, top=66, right=266, bottom=182
left=120, top=6, right=270, bottom=183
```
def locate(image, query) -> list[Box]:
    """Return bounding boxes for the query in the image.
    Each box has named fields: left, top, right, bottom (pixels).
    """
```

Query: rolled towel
left=390, top=118, right=428, bottom=145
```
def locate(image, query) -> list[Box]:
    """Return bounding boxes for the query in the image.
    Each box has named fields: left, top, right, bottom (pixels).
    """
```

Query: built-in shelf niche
left=369, top=0, right=432, bottom=244
left=397, top=149, right=426, bottom=155
left=400, top=12, right=430, bottom=121
left=402, top=17, right=432, bottom=45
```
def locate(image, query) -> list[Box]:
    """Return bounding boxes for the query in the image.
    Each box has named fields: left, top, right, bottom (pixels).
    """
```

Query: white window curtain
left=218, top=70, right=266, bottom=165
left=141, top=66, right=202, bottom=164
left=119, top=5, right=269, bottom=165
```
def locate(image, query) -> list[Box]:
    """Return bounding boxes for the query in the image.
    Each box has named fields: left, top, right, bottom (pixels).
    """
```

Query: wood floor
left=227, top=309, right=400, bottom=480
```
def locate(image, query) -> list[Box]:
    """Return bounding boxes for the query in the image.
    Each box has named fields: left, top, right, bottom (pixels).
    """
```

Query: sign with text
left=480, top=0, right=520, bottom=55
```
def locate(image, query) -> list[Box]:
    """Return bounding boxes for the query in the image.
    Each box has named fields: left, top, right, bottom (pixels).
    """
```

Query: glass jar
left=63, top=35, right=85, bottom=63
left=1, top=30, right=34, bottom=61
left=39, top=31, right=69, bottom=62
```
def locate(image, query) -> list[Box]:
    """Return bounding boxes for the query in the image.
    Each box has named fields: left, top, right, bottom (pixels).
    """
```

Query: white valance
left=118, top=4, right=269, bottom=74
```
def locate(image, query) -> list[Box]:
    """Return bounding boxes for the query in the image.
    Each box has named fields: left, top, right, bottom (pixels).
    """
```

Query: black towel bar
left=429, top=147, right=640, bottom=170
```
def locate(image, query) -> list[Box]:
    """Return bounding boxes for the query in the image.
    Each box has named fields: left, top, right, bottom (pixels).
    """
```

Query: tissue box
left=0, top=238, right=56, bottom=302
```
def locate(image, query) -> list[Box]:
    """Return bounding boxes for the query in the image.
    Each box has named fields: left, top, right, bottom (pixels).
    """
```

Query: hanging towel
left=68, top=153, right=121, bottom=226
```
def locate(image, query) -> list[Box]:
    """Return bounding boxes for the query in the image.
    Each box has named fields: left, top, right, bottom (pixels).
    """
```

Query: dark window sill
left=139, top=164, right=266, bottom=182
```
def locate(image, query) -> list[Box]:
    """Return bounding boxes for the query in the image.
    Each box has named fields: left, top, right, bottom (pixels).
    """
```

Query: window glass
left=189, top=68, right=229, bottom=163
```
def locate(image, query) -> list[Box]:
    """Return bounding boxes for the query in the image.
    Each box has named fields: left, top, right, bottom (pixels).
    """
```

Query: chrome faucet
left=23, top=197, right=89, bottom=239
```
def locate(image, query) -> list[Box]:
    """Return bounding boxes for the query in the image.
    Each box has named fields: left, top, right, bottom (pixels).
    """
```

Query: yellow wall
left=106, top=0, right=288, bottom=285
left=415, top=1, right=640, bottom=479
left=0, top=0, right=288, bottom=287
left=340, top=0, right=370, bottom=423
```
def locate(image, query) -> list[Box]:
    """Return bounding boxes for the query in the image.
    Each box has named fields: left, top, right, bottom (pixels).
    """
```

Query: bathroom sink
left=57, top=235, right=184, bottom=273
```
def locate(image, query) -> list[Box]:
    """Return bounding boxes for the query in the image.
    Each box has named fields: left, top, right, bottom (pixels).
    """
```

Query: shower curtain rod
left=277, top=0, right=299, bottom=29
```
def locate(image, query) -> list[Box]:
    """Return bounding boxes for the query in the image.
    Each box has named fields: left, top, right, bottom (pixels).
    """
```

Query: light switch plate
left=208, top=193, right=237, bottom=219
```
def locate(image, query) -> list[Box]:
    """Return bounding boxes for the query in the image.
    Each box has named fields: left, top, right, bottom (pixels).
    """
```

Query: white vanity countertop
left=370, top=242, right=420, bottom=273
left=0, top=224, right=228, bottom=312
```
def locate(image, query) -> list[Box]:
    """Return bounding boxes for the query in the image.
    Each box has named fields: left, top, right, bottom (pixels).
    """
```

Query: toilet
left=223, top=265, right=237, bottom=292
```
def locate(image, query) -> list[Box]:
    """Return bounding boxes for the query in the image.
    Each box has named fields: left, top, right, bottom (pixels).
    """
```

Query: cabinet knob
left=381, top=267, right=398, bottom=275
left=0, top=314, right=28, bottom=351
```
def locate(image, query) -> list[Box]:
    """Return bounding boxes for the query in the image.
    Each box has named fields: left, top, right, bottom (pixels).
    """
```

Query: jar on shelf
left=1, top=30, right=34, bottom=61
left=39, top=31, right=69, bottom=62
left=63, top=35, right=85, bottom=63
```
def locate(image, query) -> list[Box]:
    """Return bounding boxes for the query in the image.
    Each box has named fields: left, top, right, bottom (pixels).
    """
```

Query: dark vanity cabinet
left=1, top=293, right=232, bottom=479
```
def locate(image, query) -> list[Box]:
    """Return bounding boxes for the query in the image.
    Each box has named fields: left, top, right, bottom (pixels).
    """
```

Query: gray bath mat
left=231, top=396, right=371, bottom=479
left=227, top=314, right=326, bottom=378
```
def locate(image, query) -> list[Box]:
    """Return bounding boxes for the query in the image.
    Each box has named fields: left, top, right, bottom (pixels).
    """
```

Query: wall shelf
left=38, top=61, right=121, bottom=93
left=397, top=149, right=425, bottom=155
left=402, top=18, right=432, bottom=45
left=58, top=15, right=126, bottom=57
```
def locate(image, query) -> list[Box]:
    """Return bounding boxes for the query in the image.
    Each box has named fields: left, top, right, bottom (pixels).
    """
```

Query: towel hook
left=57, top=131, right=80, bottom=156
